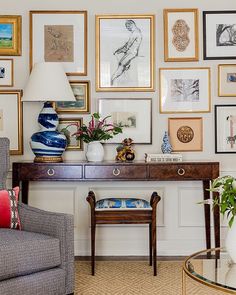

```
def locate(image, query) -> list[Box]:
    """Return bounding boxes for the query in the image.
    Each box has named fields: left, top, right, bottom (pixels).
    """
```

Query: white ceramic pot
left=226, top=221, right=236, bottom=263
left=86, top=141, right=104, bottom=162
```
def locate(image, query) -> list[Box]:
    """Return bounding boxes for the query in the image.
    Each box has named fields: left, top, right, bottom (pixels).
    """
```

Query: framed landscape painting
left=163, top=8, right=199, bottom=62
left=96, top=15, right=154, bottom=91
left=218, top=64, right=236, bottom=97
left=0, top=15, right=21, bottom=56
left=159, top=67, right=211, bottom=113
left=203, top=11, right=236, bottom=60
left=30, top=11, right=87, bottom=75
left=0, top=59, right=13, bottom=87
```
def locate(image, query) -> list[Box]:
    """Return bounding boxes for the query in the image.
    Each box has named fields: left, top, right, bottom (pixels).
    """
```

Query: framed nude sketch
left=96, top=15, right=155, bottom=92
left=30, top=10, right=87, bottom=75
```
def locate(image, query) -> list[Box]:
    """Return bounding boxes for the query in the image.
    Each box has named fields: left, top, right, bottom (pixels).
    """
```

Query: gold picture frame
left=54, top=81, right=90, bottom=114
left=0, top=58, right=14, bottom=87
left=58, top=118, right=83, bottom=151
left=168, top=117, right=203, bottom=152
left=159, top=67, right=211, bottom=113
left=218, top=64, right=236, bottom=97
left=30, top=10, right=87, bottom=75
left=0, top=15, right=22, bottom=56
left=163, top=9, right=199, bottom=62
left=96, top=14, right=155, bottom=92
left=0, top=90, right=23, bottom=155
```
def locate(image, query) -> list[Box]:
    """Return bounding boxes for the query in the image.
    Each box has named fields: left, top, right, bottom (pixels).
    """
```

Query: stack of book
left=145, top=153, right=182, bottom=162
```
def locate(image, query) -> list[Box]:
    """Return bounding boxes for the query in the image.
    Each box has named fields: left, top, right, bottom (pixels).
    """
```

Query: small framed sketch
left=215, top=105, right=236, bottom=153
left=168, top=117, right=203, bottom=152
left=0, top=90, right=23, bottom=154
left=98, top=98, right=152, bottom=143
left=163, top=8, right=199, bottom=62
left=0, top=59, right=13, bottom=87
left=54, top=81, right=90, bottom=113
left=203, top=11, right=236, bottom=60
left=58, top=118, right=83, bottom=151
left=159, top=67, right=211, bottom=113
left=30, top=11, right=87, bottom=75
left=218, top=64, right=236, bottom=97
left=96, top=15, right=154, bottom=91
left=0, top=15, right=21, bottom=56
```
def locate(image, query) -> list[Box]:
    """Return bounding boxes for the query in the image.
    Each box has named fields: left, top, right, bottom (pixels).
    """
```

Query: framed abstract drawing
left=96, top=15, right=155, bottom=91
left=203, top=11, right=236, bottom=60
left=159, top=67, right=211, bottom=113
left=168, top=117, right=203, bottom=152
left=98, top=98, right=152, bottom=143
left=215, top=105, right=236, bottom=153
left=30, top=10, right=87, bottom=75
left=0, top=59, right=13, bottom=87
left=54, top=81, right=90, bottom=113
left=58, top=118, right=83, bottom=151
left=0, top=90, right=23, bottom=154
left=163, top=8, right=199, bottom=62
left=218, top=64, right=236, bottom=97
left=0, top=15, right=21, bottom=56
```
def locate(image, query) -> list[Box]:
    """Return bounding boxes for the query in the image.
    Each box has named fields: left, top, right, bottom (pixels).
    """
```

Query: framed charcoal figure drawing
left=215, top=105, right=236, bottom=153
left=159, top=67, right=211, bottom=113
left=203, top=11, right=236, bottom=60
left=0, top=59, right=13, bottom=87
left=30, top=11, right=87, bottom=75
left=163, top=8, right=199, bottom=62
left=218, top=64, right=236, bottom=97
left=96, top=15, right=154, bottom=92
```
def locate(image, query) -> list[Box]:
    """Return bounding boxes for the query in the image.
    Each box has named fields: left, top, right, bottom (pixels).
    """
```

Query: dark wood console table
left=12, top=161, right=220, bottom=250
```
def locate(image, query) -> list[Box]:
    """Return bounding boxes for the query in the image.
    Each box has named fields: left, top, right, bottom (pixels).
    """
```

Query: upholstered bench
left=86, top=191, right=161, bottom=276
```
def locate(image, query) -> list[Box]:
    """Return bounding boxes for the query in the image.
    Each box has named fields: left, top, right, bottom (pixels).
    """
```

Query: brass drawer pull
left=47, top=168, right=55, bottom=176
left=177, top=168, right=185, bottom=176
left=113, top=168, right=121, bottom=176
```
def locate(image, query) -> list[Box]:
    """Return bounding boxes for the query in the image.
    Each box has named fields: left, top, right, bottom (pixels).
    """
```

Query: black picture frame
left=203, top=11, right=236, bottom=60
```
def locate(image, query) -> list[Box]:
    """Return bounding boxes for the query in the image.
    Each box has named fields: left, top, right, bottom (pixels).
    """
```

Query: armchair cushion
left=0, top=229, right=61, bottom=281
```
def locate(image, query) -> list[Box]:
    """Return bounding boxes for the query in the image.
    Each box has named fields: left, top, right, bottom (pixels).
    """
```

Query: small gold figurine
left=116, top=138, right=135, bottom=162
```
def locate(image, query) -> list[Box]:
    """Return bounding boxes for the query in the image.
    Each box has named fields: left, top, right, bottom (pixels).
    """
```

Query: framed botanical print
left=98, top=98, right=152, bottom=143
left=168, top=117, right=203, bottom=152
left=215, top=105, right=236, bottom=153
left=58, top=118, right=83, bottom=151
left=0, top=90, right=23, bottom=154
left=163, top=8, right=199, bottom=62
left=159, top=67, right=211, bottom=113
left=218, top=64, right=236, bottom=97
left=30, top=11, right=87, bottom=75
left=0, top=59, right=13, bottom=87
left=0, top=15, right=21, bottom=56
left=54, top=81, right=90, bottom=113
left=96, top=15, right=154, bottom=91
left=203, top=11, right=236, bottom=60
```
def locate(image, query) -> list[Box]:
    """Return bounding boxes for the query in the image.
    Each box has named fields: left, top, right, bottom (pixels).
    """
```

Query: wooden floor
left=75, top=256, right=186, bottom=261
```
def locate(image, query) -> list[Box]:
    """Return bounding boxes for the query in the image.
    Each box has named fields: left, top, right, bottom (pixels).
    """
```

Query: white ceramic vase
left=225, top=221, right=236, bottom=263
left=86, top=141, right=104, bottom=162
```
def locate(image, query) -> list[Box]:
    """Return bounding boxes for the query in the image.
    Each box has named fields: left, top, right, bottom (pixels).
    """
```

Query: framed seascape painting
left=0, top=90, right=23, bottom=154
left=215, top=105, right=236, bottom=153
left=54, top=81, right=90, bottom=113
left=163, top=8, right=199, bottom=62
left=168, top=117, right=203, bottom=152
left=58, top=118, right=83, bottom=151
left=159, top=67, right=211, bottom=113
left=30, top=11, right=87, bottom=75
left=203, top=11, right=236, bottom=60
left=98, top=98, right=152, bottom=143
left=218, top=64, right=236, bottom=97
left=0, top=15, right=21, bottom=56
left=0, top=59, right=13, bottom=87
left=96, top=15, right=154, bottom=91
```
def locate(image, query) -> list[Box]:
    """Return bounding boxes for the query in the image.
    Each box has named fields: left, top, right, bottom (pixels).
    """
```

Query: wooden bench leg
left=91, top=222, right=96, bottom=276
left=152, top=221, right=157, bottom=276
left=149, top=223, right=152, bottom=266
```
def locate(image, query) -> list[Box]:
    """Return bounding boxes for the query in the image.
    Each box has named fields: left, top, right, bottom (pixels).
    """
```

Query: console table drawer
left=149, top=164, right=213, bottom=180
left=85, top=165, right=147, bottom=180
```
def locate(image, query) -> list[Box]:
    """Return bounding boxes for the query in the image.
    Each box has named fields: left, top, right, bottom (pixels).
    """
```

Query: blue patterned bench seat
left=95, top=198, right=152, bottom=210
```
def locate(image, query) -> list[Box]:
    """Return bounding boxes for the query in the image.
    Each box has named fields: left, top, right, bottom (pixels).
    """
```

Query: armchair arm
left=18, top=203, right=74, bottom=294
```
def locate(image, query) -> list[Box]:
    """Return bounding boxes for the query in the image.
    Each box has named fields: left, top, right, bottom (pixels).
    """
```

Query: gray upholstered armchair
left=0, top=138, right=74, bottom=295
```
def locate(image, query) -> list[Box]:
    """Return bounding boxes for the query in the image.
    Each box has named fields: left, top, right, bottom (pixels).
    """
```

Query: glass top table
left=183, top=248, right=236, bottom=294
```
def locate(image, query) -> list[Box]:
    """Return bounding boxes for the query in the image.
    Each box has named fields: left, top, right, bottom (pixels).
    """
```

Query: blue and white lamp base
left=30, top=102, right=67, bottom=162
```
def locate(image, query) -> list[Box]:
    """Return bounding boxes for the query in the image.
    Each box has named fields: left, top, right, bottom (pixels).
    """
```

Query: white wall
left=2, top=0, right=236, bottom=256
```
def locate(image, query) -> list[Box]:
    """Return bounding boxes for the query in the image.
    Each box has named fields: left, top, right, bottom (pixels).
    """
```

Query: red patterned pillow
left=0, top=187, right=21, bottom=229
